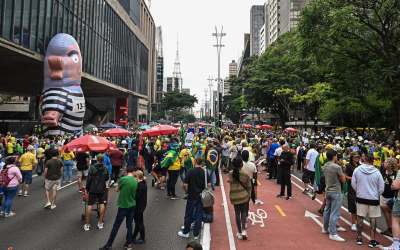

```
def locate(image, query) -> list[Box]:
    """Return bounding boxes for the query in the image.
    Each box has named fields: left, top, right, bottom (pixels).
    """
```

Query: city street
left=0, top=173, right=188, bottom=250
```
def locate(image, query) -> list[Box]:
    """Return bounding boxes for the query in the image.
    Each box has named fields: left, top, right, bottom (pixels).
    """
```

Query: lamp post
left=207, top=76, right=214, bottom=117
left=212, top=26, right=226, bottom=127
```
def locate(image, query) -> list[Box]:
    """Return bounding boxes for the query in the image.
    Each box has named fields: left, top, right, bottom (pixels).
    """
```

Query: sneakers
left=337, top=227, right=346, bottom=232
left=23, top=191, right=29, bottom=197
left=18, top=190, right=23, bottom=196
left=193, top=236, right=199, bottom=240
left=286, top=196, right=292, bottom=200
left=329, top=234, right=345, bottom=242
left=276, top=194, right=284, bottom=198
left=97, top=223, right=104, bottom=230
left=368, top=240, right=380, bottom=248
left=177, top=231, right=190, bottom=238
left=356, top=237, right=363, bottom=245
left=321, top=228, right=328, bottom=234
left=44, top=202, right=51, bottom=209
left=255, top=199, right=264, bottom=205
left=50, top=204, right=57, bottom=210
left=236, top=233, right=243, bottom=240
left=4, top=211, right=16, bottom=217
left=0, top=211, right=4, bottom=216
left=83, top=224, right=91, bottom=231
left=242, top=230, right=248, bottom=240
left=351, top=224, right=357, bottom=232
left=170, top=196, right=179, bottom=200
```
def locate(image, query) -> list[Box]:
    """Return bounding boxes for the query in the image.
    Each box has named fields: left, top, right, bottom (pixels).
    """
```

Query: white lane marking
left=290, top=174, right=390, bottom=241
left=305, top=210, right=324, bottom=228
left=219, top=167, right=237, bottom=250
left=57, top=180, right=78, bottom=190
left=248, top=209, right=268, bottom=227
left=201, top=223, right=211, bottom=250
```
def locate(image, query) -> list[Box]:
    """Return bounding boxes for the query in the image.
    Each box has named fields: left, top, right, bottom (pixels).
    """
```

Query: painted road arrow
left=304, top=210, right=323, bottom=228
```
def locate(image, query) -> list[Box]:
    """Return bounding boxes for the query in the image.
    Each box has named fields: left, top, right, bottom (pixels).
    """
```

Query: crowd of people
left=2, top=125, right=400, bottom=250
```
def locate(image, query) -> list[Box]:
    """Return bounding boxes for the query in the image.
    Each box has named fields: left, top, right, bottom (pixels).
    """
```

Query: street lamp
left=212, top=26, right=226, bottom=127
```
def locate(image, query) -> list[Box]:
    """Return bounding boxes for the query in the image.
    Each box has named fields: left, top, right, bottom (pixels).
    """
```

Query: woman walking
left=228, top=156, right=251, bottom=240
left=61, top=148, right=75, bottom=183
left=0, top=156, right=22, bottom=217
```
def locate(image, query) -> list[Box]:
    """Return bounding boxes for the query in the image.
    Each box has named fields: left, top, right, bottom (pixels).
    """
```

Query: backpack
left=0, top=167, right=14, bottom=188
left=88, top=164, right=109, bottom=194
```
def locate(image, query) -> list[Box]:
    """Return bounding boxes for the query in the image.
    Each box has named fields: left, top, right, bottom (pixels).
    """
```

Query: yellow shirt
left=62, top=151, right=75, bottom=161
left=37, top=147, right=45, bottom=159
left=168, top=157, right=182, bottom=171
left=19, top=152, right=38, bottom=171
left=7, top=142, right=14, bottom=154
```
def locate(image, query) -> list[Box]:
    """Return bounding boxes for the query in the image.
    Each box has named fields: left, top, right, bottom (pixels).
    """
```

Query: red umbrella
left=261, top=124, right=273, bottom=130
left=102, top=128, right=131, bottom=137
left=64, top=135, right=116, bottom=152
left=255, top=125, right=261, bottom=129
left=285, top=127, right=298, bottom=133
left=141, top=124, right=179, bottom=137
left=243, top=124, right=252, bottom=129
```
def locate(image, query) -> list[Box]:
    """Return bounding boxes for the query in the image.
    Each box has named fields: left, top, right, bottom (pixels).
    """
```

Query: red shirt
left=110, top=149, right=124, bottom=167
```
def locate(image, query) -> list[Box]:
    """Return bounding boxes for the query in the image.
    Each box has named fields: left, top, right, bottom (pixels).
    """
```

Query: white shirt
left=274, top=147, right=283, bottom=157
left=242, top=161, right=257, bottom=179
left=305, top=148, right=319, bottom=172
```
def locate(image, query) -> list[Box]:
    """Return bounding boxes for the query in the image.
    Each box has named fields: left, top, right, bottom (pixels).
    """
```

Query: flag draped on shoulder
left=161, top=150, right=178, bottom=169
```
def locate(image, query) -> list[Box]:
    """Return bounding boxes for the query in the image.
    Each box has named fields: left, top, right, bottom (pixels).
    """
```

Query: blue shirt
left=268, top=143, right=280, bottom=159
left=103, top=154, right=112, bottom=175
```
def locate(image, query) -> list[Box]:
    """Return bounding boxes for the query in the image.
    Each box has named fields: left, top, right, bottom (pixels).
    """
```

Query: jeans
left=1, top=186, right=18, bottom=214
left=133, top=210, right=145, bottom=240
left=63, top=160, right=74, bottom=182
left=182, top=197, right=203, bottom=237
left=234, top=202, right=249, bottom=234
left=105, top=207, right=135, bottom=247
left=323, top=192, right=342, bottom=235
left=167, top=170, right=179, bottom=196
left=280, top=167, right=292, bottom=197
left=206, top=168, right=216, bottom=189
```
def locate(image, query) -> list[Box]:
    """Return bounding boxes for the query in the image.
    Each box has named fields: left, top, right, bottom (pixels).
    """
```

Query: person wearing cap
left=351, top=152, right=385, bottom=247
left=18, top=145, right=37, bottom=197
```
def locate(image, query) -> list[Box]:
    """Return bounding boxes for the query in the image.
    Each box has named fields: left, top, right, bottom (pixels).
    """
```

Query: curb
left=201, top=222, right=211, bottom=250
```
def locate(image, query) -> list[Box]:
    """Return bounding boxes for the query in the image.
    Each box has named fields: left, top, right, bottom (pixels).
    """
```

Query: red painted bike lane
left=211, top=171, right=391, bottom=250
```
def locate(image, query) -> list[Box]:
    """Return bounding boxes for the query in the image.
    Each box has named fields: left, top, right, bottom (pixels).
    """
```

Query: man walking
left=44, top=150, right=63, bottom=210
left=352, top=152, right=385, bottom=247
left=84, top=154, right=109, bottom=231
left=178, top=157, right=207, bottom=240
left=109, top=148, right=124, bottom=185
left=302, top=143, right=318, bottom=196
left=322, top=150, right=346, bottom=242
left=100, top=166, right=137, bottom=250
left=18, top=145, right=37, bottom=197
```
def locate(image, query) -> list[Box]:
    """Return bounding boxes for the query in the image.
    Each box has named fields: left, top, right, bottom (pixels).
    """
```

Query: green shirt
left=117, top=176, right=138, bottom=208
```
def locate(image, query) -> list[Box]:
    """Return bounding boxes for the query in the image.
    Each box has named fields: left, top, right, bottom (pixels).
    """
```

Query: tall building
left=265, top=0, right=309, bottom=45
left=166, top=39, right=183, bottom=93
left=181, top=88, right=190, bottom=95
left=250, top=5, right=265, bottom=56
left=154, top=26, right=164, bottom=112
left=0, top=0, right=156, bottom=129
left=229, top=60, right=238, bottom=78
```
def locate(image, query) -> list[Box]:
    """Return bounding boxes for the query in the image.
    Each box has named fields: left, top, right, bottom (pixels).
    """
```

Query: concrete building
left=229, top=60, right=238, bottom=78
left=250, top=5, right=265, bottom=56
left=265, top=0, right=308, bottom=45
left=0, top=0, right=156, bottom=132
left=181, top=88, right=190, bottom=95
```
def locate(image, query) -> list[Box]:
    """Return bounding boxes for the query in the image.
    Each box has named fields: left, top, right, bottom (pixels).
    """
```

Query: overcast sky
left=151, top=0, right=265, bottom=109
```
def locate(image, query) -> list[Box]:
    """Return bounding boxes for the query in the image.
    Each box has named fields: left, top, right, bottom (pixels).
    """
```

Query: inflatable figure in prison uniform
left=40, top=33, right=85, bottom=136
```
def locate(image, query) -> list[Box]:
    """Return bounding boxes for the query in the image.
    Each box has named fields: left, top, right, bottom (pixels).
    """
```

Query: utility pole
left=204, top=89, right=208, bottom=117
left=212, top=26, right=226, bottom=127
left=207, top=76, right=214, bottom=117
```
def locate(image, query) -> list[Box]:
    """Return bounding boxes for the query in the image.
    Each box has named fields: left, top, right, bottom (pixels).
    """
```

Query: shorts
left=356, top=203, right=381, bottom=218
left=88, top=192, right=108, bottom=206
left=45, top=179, right=61, bottom=191
left=392, top=198, right=400, bottom=217
left=302, top=169, right=315, bottom=184
left=347, top=190, right=357, bottom=214
left=380, top=196, right=392, bottom=207
left=153, top=166, right=167, bottom=177
left=21, top=170, right=33, bottom=184
left=77, top=170, right=89, bottom=178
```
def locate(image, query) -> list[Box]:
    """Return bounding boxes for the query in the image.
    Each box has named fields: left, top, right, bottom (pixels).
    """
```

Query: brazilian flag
left=161, top=150, right=179, bottom=169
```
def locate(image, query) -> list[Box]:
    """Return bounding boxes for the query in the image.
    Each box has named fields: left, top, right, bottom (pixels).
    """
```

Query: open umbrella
left=261, top=124, right=273, bottom=130
left=243, top=124, right=252, bottom=129
left=285, top=127, right=298, bottom=133
left=102, top=128, right=131, bottom=137
left=141, top=124, right=179, bottom=137
left=64, top=134, right=116, bottom=152
left=255, top=125, right=261, bottom=129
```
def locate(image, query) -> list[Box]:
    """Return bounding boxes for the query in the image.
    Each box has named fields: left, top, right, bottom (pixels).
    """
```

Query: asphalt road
left=0, top=173, right=188, bottom=250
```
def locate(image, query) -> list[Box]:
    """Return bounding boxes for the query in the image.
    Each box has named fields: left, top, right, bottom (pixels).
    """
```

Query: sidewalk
left=211, top=170, right=391, bottom=250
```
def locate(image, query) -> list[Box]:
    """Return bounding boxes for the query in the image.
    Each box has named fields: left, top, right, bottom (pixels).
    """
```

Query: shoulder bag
left=201, top=168, right=215, bottom=208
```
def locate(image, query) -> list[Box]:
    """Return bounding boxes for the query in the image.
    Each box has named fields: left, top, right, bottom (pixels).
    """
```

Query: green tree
left=161, top=91, right=198, bottom=122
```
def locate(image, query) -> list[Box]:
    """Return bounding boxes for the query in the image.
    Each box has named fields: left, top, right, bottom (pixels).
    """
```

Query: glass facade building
left=0, top=0, right=149, bottom=96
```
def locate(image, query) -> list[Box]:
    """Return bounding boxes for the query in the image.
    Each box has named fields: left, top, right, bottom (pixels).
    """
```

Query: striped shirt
left=41, top=87, right=85, bottom=136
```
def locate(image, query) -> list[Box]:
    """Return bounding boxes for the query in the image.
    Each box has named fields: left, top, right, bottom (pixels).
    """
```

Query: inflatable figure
left=40, top=33, right=85, bottom=136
